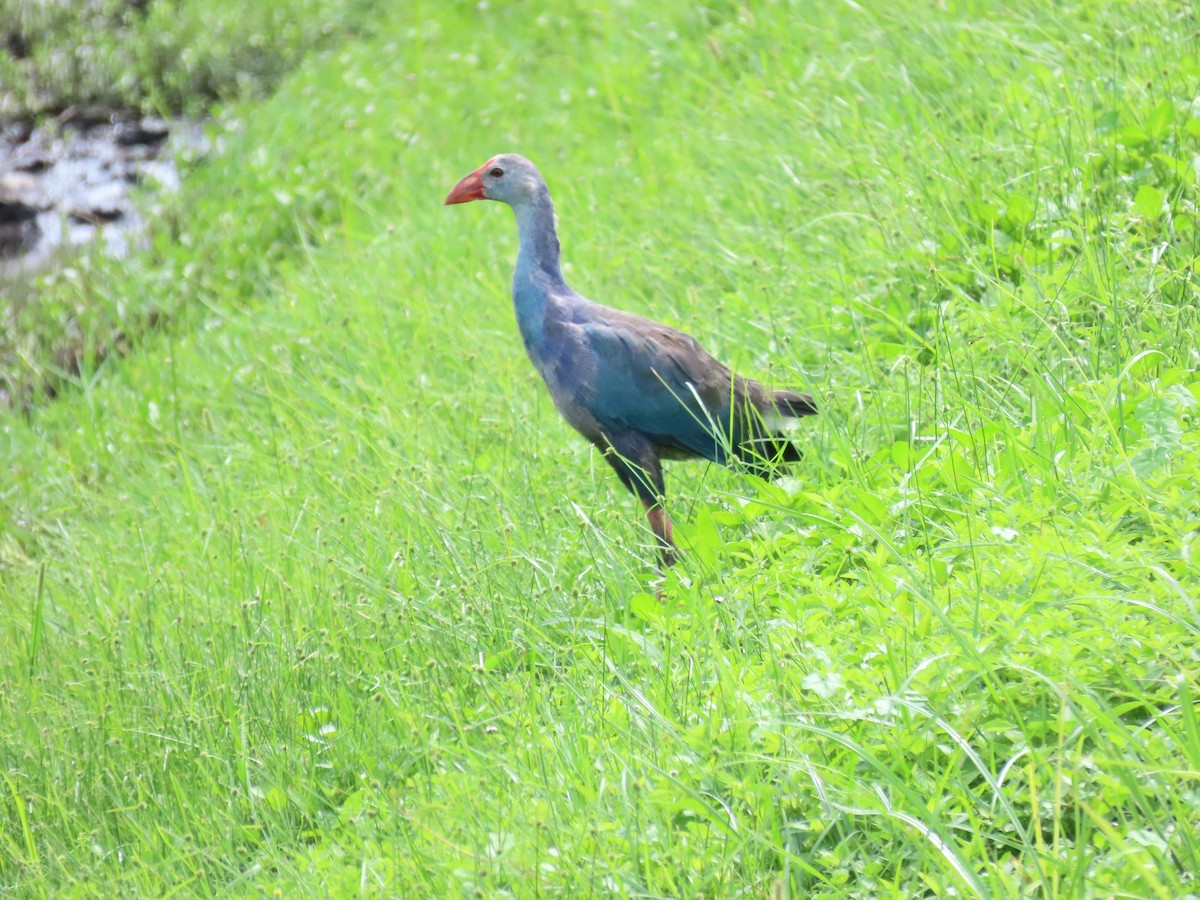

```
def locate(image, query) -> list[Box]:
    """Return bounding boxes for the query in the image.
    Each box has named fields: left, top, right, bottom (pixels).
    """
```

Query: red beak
left=445, top=167, right=486, bottom=205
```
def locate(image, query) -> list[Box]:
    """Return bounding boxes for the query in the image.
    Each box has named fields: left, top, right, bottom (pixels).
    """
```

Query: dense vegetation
left=3, top=1, right=1199, bottom=895
left=0, top=0, right=373, bottom=117
left=0, top=0, right=377, bottom=408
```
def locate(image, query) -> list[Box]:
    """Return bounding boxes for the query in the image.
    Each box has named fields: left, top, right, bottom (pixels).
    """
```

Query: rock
left=2, top=120, right=33, bottom=144
left=57, top=105, right=119, bottom=131
left=69, top=208, right=124, bottom=225
left=68, top=180, right=128, bottom=225
left=0, top=199, right=37, bottom=224
left=3, top=30, right=30, bottom=60
left=0, top=200, right=41, bottom=258
left=14, top=154, right=52, bottom=174
left=0, top=172, right=39, bottom=199
left=115, top=119, right=170, bottom=148
left=81, top=180, right=126, bottom=210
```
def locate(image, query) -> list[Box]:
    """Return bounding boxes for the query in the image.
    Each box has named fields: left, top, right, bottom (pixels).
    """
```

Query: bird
left=445, top=154, right=816, bottom=570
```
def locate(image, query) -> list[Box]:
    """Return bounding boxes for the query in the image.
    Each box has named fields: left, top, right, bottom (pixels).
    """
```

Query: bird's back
left=544, top=297, right=812, bottom=474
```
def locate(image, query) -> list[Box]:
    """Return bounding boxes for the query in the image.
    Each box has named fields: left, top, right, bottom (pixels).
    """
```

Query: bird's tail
left=730, top=389, right=817, bottom=476
left=771, top=389, right=818, bottom=418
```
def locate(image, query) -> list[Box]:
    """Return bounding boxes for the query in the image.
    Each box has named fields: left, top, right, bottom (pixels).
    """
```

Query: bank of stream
left=0, top=111, right=208, bottom=408
left=1, top=110, right=207, bottom=275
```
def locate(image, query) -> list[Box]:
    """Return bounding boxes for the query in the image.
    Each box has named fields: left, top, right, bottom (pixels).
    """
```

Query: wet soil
left=0, top=110, right=207, bottom=274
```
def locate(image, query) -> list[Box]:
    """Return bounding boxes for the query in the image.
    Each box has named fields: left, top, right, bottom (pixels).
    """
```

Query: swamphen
left=446, top=154, right=816, bottom=569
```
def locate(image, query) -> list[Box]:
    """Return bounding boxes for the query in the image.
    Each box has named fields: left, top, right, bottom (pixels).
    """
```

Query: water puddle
left=0, top=111, right=208, bottom=275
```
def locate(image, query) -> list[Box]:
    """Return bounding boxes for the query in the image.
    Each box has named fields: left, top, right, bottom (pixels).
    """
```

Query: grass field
left=3, top=0, right=1200, bottom=896
left=0, top=0, right=374, bottom=117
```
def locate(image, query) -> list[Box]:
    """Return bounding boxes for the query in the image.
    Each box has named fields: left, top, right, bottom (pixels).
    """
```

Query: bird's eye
left=489, top=167, right=504, bottom=178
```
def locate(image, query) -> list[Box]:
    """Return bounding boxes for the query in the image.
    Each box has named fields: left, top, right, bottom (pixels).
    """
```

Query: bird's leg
left=600, top=431, right=677, bottom=571
left=642, top=500, right=677, bottom=569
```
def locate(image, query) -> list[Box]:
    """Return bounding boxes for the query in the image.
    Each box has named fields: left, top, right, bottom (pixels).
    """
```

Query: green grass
left=0, top=0, right=379, bottom=409
left=0, top=0, right=374, bottom=118
left=3, top=0, right=1200, bottom=895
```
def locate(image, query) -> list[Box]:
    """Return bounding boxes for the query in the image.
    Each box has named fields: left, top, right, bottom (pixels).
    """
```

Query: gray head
left=444, top=154, right=548, bottom=207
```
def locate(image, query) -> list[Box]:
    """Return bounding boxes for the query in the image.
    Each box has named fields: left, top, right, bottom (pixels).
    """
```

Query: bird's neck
left=512, top=189, right=565, bottom=287
left=510, top=189, right=567, bottom=356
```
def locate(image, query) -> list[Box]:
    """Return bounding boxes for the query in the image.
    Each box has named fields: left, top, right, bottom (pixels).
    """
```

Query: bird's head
left=445, top=154, right=545, bottom=207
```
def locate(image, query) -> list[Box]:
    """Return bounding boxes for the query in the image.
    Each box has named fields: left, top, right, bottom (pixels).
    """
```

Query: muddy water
left=0, top=113, right=208, bottom=275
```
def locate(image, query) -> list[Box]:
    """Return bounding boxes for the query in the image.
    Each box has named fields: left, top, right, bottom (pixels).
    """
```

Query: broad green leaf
left=1166, top=383, right=1198, bottom=410
left=1132, top=445, right=1171, bottom=477
left=1144, top=100, right=1176, bottom=142
left=1133, top=184, right=1165, bottom=220
left=891, top=441, right=917, bottom=470
left=1002, top=193, right=1036, bottom=231
left=1153, top=153, right=1195, bottom=185
left=628, top=593, right=664, bottom=624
